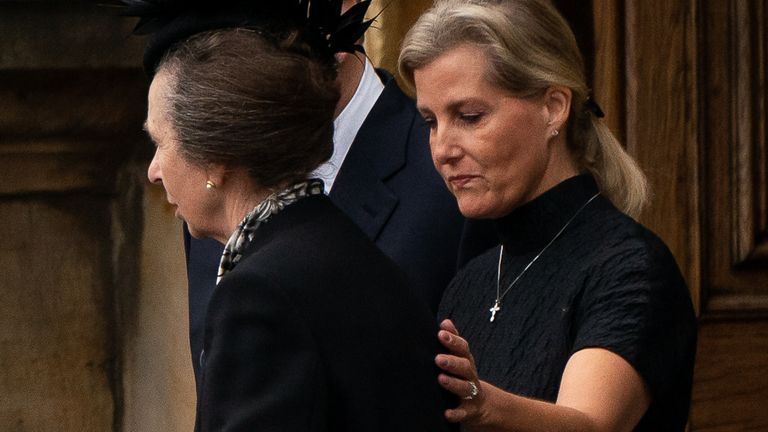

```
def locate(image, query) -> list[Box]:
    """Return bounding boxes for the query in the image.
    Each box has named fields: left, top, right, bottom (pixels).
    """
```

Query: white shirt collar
left=312, top=58, right=385, bottom=192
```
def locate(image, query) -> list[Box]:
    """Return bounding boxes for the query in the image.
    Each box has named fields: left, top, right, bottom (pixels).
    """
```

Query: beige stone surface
left=0, top=198, right=115, bottom=431
left=121, top=184, right=196, bottom=432
left=0, top=2, right=195, bottom=430
left=0, top=139, right=125, bottom=194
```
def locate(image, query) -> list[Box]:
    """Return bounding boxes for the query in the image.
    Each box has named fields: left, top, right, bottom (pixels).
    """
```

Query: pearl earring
left=206, top=180, right=216, bottom=190
left=552, top=129, right=559, bottom=137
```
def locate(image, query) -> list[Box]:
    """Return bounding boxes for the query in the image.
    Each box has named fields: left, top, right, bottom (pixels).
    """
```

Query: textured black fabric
left=438, top=174, right=697, bottom=431
left=197, top=194, right=457, bottom=431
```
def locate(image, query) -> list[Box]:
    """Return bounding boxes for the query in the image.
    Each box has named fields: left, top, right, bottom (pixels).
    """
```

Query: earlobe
left=335, top=52, right=351, bottom=64
left=206, top=163, right=227, bottom=190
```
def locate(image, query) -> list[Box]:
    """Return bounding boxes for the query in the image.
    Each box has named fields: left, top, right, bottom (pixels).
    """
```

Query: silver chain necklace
left=489, top=192, right=601, bottom=322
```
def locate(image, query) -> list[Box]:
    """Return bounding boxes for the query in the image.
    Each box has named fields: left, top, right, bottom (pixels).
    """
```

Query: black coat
left=195, top=195, right=456, bottom=432
left=185, top=74, right=497, bottom=385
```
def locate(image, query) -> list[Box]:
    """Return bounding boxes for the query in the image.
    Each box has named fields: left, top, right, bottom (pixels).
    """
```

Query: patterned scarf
left=216, top=179, right=324, bottom=285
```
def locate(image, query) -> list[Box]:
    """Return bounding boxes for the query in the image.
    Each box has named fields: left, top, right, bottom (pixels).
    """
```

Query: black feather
left=120, top=0, right=373, bottom=48
left=330, top=1, right=376, bottom=53
left=116, top=0, right=375, bottom=74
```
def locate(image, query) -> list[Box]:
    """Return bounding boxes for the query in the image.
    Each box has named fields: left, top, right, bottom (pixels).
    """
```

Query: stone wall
left=0, top=2, right=195, bottom=431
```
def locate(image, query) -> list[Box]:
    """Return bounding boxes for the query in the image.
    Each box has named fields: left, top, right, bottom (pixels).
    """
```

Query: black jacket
left=195, top=195, right=456, bottom=431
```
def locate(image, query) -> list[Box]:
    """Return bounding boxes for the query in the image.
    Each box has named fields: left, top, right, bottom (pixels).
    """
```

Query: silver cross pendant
left=489, top=301, right=501, bottom=322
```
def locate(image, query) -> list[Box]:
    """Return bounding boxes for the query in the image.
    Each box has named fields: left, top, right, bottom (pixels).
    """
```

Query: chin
left=186, top=224, right=206, bottom=239
left=455, top=190, right=502, bottom=219
left=187, top=224, right=222, bottom=243
left=457, top=201, right=493, bottom=220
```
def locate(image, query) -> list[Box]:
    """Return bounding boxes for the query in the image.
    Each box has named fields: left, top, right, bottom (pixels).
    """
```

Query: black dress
left=439, top=175, right=697, bottom=431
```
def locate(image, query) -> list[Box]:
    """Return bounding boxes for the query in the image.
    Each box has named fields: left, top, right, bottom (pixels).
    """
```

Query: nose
left=147, top=150, right=162, bottom=185
left=430, top=124, right=462, bottom=166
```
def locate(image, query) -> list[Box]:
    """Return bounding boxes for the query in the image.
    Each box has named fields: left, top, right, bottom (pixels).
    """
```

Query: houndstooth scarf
left=217, top=179, right=324, bottom=285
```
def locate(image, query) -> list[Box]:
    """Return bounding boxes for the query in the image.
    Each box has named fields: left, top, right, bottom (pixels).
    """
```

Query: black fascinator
left=119, top=0, right=374, bottom=75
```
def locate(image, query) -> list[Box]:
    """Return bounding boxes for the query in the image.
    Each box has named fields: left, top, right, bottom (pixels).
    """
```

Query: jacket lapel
left=329, top=71, right=412, bottom=241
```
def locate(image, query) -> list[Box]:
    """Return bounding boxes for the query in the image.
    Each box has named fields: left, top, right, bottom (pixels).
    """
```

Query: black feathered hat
left=119, top=0, right=374, bottom=76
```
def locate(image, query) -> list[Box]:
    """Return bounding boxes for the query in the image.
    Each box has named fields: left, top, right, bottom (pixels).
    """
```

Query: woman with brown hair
left=127, top=1, right=455, bottom=430
left=399, top=0, right=697, bottom=430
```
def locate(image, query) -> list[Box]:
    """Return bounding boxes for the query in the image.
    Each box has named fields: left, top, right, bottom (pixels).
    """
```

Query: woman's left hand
left=435, top=319, right=495, bottom=426
left=435, top=319, right=651, bottom=432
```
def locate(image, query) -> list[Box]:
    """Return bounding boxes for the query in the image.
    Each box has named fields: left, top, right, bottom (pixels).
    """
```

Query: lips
left=447, top=175, right=479, bottom=189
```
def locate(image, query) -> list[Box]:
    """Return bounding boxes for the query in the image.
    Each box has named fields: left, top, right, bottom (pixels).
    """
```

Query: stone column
left=0, top=2, right=156, bottom=431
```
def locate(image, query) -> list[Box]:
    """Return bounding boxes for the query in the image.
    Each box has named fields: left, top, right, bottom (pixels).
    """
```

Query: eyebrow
left=416, top=104, right=432, bottom=116
left=448, top=98, right=485, bottom=110
left=142, top=121, right=154, bottom=138
left=418, top=97, right=486, bottom=115
left=142, top=121, right=159, bottom=146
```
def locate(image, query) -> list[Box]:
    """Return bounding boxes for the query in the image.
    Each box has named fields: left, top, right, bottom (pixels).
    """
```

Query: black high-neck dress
left=438, top=175, right=697, bottom=431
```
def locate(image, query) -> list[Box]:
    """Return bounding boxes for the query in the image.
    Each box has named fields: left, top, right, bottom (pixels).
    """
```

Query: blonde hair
left=399, top=0, right=648, bottom=217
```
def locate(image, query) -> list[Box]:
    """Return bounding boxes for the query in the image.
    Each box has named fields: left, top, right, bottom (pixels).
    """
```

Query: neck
left=334, top=52, right=366, bottom=118
left=214, top=175, right=274, bottom=244
left=494, top=174, right=599, bottom=251
left=520, top=138, right=580, bottom=206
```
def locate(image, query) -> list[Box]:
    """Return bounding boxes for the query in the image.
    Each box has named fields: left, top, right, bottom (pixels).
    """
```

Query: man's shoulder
left=372, top=69, right=420, bottom=117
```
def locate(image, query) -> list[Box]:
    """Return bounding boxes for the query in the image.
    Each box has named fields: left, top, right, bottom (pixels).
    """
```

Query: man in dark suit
left=185, top=0, right=496, bottom=386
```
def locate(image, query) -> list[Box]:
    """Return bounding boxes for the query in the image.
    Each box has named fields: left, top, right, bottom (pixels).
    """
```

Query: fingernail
left=440, top=331, right=451, bottom=343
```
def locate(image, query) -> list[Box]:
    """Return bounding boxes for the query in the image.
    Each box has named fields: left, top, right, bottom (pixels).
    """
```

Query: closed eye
left=421, top=115, right=437, bottom=130
left=459, top=112, right=483, bottom=124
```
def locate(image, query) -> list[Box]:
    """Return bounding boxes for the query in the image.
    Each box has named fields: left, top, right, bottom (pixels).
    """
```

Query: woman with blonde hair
left=399, top=0, right=696, bottom=430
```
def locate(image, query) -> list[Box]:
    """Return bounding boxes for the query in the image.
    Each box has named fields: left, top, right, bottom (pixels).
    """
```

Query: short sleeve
left=572, top=232, right=696, bottom=422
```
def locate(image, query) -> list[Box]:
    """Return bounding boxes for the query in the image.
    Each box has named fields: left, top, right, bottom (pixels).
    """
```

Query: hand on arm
left=435, top=319, right=650, bottom=432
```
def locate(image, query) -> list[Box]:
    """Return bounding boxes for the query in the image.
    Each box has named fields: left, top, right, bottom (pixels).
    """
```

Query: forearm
left=436, top=323, right=649, bottom=432
left=464, top=381, right=599, bottom=432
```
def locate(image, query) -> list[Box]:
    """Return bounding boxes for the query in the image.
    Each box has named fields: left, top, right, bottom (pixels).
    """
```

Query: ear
left=544, top=85, right=572, bottom=134
left=205, top=163, right=228, bottom=189
left=335, top=52, right=352, bottom=64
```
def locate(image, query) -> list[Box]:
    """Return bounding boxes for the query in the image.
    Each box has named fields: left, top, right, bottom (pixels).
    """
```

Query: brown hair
left=157, top=28, right=339, bottom=189
left=399, top=0, right=648, bottom=217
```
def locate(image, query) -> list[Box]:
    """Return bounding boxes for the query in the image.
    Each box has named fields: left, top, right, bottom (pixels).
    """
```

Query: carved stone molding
left=0, top=69, right=147, bottom=196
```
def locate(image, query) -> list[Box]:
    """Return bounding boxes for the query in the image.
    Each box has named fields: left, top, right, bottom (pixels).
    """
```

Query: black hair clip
left=583, top=97, right=605, bottom=118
